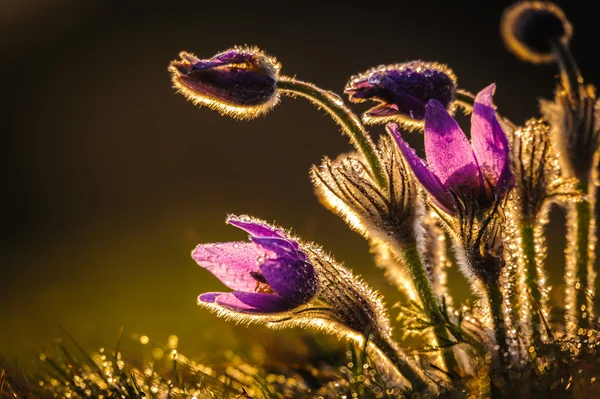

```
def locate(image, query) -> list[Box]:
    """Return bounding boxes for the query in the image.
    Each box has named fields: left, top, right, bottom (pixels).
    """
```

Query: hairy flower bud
left=311, top=137, right=415, bottom=243
left=501, top=2, right=572, bottom=64
left=169, top=46, right=281, bottom=119
left=345, top=61, right=457, bottom=128
left=541, top=86, right=600, bottom=184
left=510, top=118, right=580, bottom=223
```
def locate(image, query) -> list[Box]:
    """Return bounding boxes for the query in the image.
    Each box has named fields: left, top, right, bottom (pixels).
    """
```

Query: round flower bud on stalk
left=345, top=61, right=457, bottom=129
left=501, top=1, right=572, bottom=64
left=168, top=46, right=281, bottom=119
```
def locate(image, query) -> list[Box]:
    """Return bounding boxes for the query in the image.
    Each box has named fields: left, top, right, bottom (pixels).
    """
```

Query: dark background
left=1, top=0, right=597, bottom=363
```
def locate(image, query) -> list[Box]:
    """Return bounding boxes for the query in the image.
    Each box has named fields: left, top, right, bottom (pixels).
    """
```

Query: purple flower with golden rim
left=345, top=61, right=457, bottom=126
left=169, top=46, right=281, bottom=118
left=193, top=216, right=318, bottom=314
left=389, top=84, right=513, bottom=214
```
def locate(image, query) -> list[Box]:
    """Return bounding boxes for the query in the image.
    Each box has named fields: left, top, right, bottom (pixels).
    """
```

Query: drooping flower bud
left=345, top=61, right=457, bottom=128
left=501, top=2, right=572, bottom=64
left=169, top=46, right=281, bottom=119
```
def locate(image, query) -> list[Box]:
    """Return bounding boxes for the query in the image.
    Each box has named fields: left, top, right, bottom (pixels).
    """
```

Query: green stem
left=521, top=223, right=544, bottom=347
left=401, top=243, right=459, bottom=375
left=486, top=282, right=511, bottom=373
left=277, top=76, right=387, bottom=189
left=571, top=195, right=594, bottom=331
left=550, top=39, right=582, bottom=98
left=370, top=333, right=432, bottom=394
left=316, top=262, right=430, bottom=392
left=454, top=89, right=475, bottom=112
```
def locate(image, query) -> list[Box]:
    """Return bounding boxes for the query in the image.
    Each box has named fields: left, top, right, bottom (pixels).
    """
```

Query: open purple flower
left=345, top=61, right=457, bottom=125
left=389, top=84, right=513, bottom=214
left=193, top=216, right=318, bottom=314
left=169, top=46, right=281, bottom=118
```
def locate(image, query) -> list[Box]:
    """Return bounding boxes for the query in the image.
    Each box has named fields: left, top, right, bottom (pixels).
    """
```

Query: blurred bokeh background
left=1, top=0, right=597, bottom=365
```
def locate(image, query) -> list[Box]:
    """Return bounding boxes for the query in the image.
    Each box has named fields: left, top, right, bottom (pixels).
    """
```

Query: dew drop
left=328, top=91, right=344, bottom=106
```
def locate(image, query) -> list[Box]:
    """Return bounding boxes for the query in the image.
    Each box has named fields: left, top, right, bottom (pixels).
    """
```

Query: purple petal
left=208, top=291, right=295, bottom=313
left=380, top=76, right=428, bottom=120
left=227, top=216, right=286, bottom=239
left=470, top=84, right=512, bottom=189
left=211, top=50, right=258, bottom=65
left=198, top=292, right=223, bottom=303
left=387, top=123, right=455, bottom=212
left=366, top=103, right=401, bottom=117
left=186, top=60, right=223, bottom=72
left=345, top=80, right=377, bottom=102
left=188, top=51, right=259, bottom=73
left=251, top=236, right=306, bottom=260
left=179, top=68, right=277, bottom=106
left=192, top=242, right=260, bottom=291
left=260, top=259, right=318, bottom=304
left=424, top=100, right=483, bottom=194
left=384, top=66, right=456, bottom=111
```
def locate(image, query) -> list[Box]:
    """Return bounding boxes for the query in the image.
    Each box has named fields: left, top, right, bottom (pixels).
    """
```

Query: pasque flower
left=193, top=215, right=430, bottom=391
left=391, top=84, right=513, bottom=214
left=345, top=61, right=456, bottom=125
left=169, top=46, right=281, bottom=119
left=194, top=215, right=318, bottom=314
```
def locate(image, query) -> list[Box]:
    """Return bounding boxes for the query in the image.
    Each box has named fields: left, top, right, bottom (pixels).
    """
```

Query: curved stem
left=548, top=39, right=598, bottom=335
left=277, top=76, right=387, bottom=188
left=454, top=89, right=475, bottom=112
left=312, top=251, right=430, bottom=391
left=399, top=243, right=460, bottom=375
left=521, top=223, right=544, bottom=347
left=369, top=333, right=432, bottom=394
left=550, top=39, right=582, bottom=99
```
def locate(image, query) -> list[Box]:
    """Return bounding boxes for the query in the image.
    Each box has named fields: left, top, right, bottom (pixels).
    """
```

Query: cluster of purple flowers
left=169, top=1, right=599, bottom=396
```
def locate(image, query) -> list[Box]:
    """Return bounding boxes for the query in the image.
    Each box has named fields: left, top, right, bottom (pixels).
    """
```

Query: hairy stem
left=400, top=243, right=459, bottom=375
left=312, top=253, right=431, bottom=391
left=369, top=333, right=432, bottom=394
left=454, top=89, right=475, bottom=112
left=521, top=223, right=544, bottom=347
left=486, top=282, right=511, bottom=371
left=277, top=76, right=387, bottom=188
left=566, top=191, right=596, bottom=334
left=550, top=39, right=582, bottom=99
